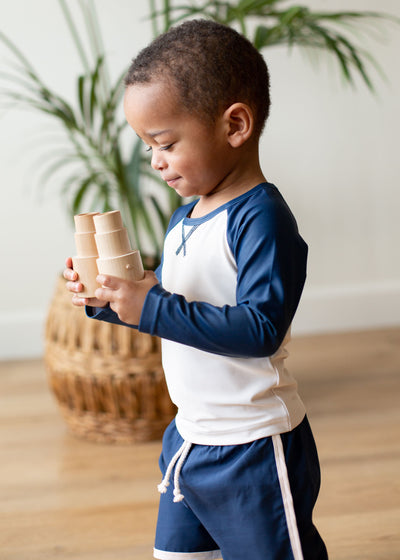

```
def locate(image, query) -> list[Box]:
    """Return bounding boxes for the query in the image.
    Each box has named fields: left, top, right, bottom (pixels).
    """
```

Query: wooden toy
left=72, top=213, right=100, bottom=297
left=94, top=227, right=131, bottom=258
left=94, top=211, right=144, bottom=282
left=92, top=209, right=123, bottom=233
left=72, top=210, right=144, bottom=298
left=95, top=252, right=144, bottom=281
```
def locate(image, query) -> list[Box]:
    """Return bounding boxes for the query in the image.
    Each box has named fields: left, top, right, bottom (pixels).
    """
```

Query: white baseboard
left=0, top=282, right=399, bottom=360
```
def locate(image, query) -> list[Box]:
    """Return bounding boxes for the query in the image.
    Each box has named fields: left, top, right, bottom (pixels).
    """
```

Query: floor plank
left=288, top=328, right=400, bottom=560
left=1, top=328, right=399, bottom=559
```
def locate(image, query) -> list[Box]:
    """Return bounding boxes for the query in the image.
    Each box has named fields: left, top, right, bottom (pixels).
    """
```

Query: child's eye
left=145, top=145, right=152, bottom=152
left=160, top=143, right=173, bottom=151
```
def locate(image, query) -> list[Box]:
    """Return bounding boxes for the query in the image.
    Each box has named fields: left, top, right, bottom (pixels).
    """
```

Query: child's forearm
left=138, top=284, right=292, bottom=358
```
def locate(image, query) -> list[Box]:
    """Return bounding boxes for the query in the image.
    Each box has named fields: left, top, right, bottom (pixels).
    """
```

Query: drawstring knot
left=158, top=441, right=192, bottom=503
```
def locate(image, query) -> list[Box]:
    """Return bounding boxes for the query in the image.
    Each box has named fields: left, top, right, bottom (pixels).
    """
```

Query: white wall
left=0, top=0, right=399, bottom=359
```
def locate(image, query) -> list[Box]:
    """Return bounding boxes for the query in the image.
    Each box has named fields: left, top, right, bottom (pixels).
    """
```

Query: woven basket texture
left=44, top=276, right=176, bottom=444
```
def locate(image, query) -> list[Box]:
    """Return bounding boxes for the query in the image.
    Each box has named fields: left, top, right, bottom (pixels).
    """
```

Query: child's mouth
left=165, top=177, right=180, bottom=187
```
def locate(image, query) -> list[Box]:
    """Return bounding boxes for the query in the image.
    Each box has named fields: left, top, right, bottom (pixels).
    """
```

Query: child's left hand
left=94, top=271, right=159, bottom=325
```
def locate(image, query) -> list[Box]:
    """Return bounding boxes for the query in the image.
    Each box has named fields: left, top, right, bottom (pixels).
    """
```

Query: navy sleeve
left=139, top=189, right=307, bottom=358
left=86, top=304, right=139, bottom=329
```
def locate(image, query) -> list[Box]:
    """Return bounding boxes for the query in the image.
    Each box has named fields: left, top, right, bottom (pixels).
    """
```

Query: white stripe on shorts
left=153, top=548, right=222, bottom=560
left=272, top=434, right=304, bottom=560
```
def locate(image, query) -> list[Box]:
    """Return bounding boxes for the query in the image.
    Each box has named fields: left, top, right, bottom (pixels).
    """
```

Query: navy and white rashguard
left=89, top=182, right=308, bottom=445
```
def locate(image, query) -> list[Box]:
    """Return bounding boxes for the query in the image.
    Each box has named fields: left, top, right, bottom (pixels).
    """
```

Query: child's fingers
left=65, top=280, right=83, bottom=293
left=94, top=275, right=118, bottom=303
left=96, top=274, right=121, bottom=289
left=63, top=257, right=78, bottom=282
left=71, top=294, right=89, bottom=307
left=94, top=285, right=115, bottom=303
left=63, top=269, right=78, bottom=282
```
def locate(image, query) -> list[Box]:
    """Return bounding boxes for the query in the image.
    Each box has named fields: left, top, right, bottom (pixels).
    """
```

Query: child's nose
left=151, top=150, right=167, bottom=171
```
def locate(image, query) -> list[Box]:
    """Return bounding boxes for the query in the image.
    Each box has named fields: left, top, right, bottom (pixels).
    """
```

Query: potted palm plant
left=1, top=0, right=396, bottom=443
left=1, top=0, right=395, bottom=260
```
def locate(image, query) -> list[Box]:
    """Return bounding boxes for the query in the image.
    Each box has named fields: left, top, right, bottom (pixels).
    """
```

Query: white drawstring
left=158, top=440, right=192, bottom=503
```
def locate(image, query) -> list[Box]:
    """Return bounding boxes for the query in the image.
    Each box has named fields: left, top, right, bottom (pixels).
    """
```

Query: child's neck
left=191, top=169, right=266, bottom=219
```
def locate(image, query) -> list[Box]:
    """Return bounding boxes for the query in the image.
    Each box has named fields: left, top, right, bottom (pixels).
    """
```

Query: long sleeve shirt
left=89, top=182, right=308, bottom=444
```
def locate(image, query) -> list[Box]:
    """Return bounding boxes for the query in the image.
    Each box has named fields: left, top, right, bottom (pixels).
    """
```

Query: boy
left=65, top=19, right=328, bottom=560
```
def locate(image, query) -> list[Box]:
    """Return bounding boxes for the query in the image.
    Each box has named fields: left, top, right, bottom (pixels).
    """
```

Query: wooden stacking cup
left=94, top=210, right=144, bottom=282
left=72, top=256, right=101, bottom=297
left=97, top=251, right=144, bottom=282
left=74, top=212, right=100, bottom=233
left=73, top=212, right=101, bottom=297
left=93, top=210, right=123, bottom=233
left=95, top=228, right=131, bottom=258
left=74, top=232, right=98, bottom=257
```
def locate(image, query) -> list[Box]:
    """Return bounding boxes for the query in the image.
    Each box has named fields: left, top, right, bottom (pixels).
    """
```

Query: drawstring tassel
left=157, top=480, right=170, bottom=494
left=172, top=442, right=192, bottom=502
left=158, top=441, right=192, bottom=503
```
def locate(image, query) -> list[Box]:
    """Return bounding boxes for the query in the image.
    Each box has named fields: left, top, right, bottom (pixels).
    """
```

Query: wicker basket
left=44, top=276, right=176, bottom=444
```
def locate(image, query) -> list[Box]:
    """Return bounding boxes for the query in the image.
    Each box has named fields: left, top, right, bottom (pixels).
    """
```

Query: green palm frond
left=1, top=0, right=398, bottom=265
left=0, top=0, right=176, bottom=261
left=149, top=1, right=398, bottom=91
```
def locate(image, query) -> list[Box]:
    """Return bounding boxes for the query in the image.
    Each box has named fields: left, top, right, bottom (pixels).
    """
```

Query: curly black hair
left=125, top=19, right=271, bottom=137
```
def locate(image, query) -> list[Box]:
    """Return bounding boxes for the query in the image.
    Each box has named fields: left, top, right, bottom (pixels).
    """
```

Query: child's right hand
left=63, top=257, right=107, bottom=308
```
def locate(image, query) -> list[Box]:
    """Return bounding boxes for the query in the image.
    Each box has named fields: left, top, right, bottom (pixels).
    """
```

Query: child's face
left=123, top=80, right=234, bottom=200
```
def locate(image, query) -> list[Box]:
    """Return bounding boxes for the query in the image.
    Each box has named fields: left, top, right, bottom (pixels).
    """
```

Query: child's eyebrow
left=148, top=129, right=173, bottom=138
left=135, top=129, right=173, bottom=143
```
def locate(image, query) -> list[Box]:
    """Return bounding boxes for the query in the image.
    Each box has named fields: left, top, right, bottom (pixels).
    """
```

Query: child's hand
left=63, top=257, right=107, bottom=308
left=94, top=271, right=159, bottom=325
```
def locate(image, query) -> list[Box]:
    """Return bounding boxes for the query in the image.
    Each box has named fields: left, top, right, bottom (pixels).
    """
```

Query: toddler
left=65, top=19, right=328, bottom=560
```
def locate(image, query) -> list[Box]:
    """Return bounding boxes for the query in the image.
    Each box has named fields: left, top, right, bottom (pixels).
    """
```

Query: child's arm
left=140, top=199, right=306, bottom=358
left=95, top=199, right=307, bottom=359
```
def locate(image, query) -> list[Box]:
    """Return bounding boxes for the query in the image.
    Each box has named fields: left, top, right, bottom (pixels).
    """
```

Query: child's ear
left=223, top=103, right=254, bottom=147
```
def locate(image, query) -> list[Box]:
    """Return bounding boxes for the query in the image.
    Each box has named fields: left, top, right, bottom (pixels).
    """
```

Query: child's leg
left=279, top=416, right=328, bottom=559
left=154, top=486, right=221, bottom=559
left=154, top=417, right=327, bottom=560
left=154, top=420, right=221, bottom=559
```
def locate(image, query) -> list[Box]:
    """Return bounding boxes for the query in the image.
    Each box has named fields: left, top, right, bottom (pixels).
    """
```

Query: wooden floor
left=0, top=328, right=399, bottom=560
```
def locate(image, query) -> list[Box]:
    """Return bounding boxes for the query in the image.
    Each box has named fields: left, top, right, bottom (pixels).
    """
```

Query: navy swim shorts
left=154, top=417, right=328, bottom=560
